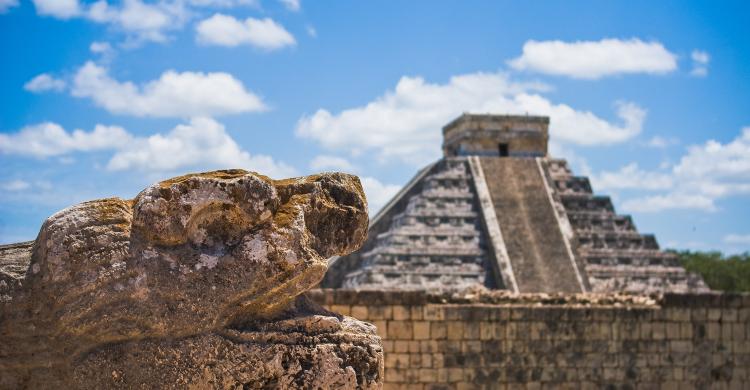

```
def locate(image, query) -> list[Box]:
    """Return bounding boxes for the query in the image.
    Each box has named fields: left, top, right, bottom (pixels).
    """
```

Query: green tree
left=670, top=250, right=750, bottom=292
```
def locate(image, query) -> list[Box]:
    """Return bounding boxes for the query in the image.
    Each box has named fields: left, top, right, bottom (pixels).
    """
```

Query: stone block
left=463, top=322, right=480, bottom=340
left=652, top=322, right=666, bottom=340
left=447, top=321, right=464, bottom=340
left=723, top=308, right=738, bottom=322
left=393, top=306, right=411, bottom=321
left=351, top=305, right=369, bottom=320
left=691, top=308, right=707, bottom=321
left=733, top=323, right=746, bottom=341
left=420, top=340, right=438, bottom=353
left=411, top=306, right=424, bottom=320
left=423, top=305, right=445, bottom=321
left=394, top=340, right=410, bottom=353
left=708, top=308, right=722, bottom=321
left=414, top=321, right=431, bottom=340
left=373, top=320, right=388, bottom=338
left=431, top=321, right=447, bottom=340
left=432, top=353, right=444, bottom=368
left=330, top=304, right=351, bottom=316
left=722, top=323, right=733, bottom=340
left=666, top=322, right=681, bottom=339
left=369, top=305, right=392, bottom=320
left=447, top=368, right=463, bottom=383
left=389, top=321, right=414, bottom=340
left=462, top=340, right=482, bottom=354
left=385, top=368, right=406, bottom=383
left=418, top=369, right=437, bottom=383
left=480, top=322, right=494, bottom=340
left=668, top=308, right=691, bottom=322
left=680, top=323, right=693, bottom=339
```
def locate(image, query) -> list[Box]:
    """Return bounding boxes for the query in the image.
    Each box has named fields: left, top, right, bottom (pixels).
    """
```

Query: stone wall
left=310, top=289, right=749, bottom=389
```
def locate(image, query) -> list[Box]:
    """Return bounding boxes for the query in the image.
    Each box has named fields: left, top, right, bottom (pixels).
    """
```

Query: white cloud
left=360, top=176, right=401, bottom=215
left=196, top=14, right=296, bottom=50
left=278, top=0, right=299, bottom=11
left=32, top=0, right=188, bottom=44
left=306, top=25, right=317, bottom=38
left=604, top=127, right=750, bottom=213
left=32, top=0, right=80, bottom=18
left=690, top=49, right=710, bottom=77
left=30, top=0, right=263, bottom=45
left=24, top=73, right=67, bottom=93
left=508, top=38, right=678, bottom=79
left=724, top=234, right=750, bottom=245
left=622, top=193, right=716, bottom=213
left=90, top=41, right=116, bottom=63
left=646, top=135, right=679, bottom=148
left=0, top=0, right=19, bottom=13
left=1, top=180, right=31, bottom=192
left=296, top=72, right=645, bottom=166
left=0, top=180, right=53, bottom=192
left=107, top=117, right=297, bottom=177
left=591, top=163, right=673, bottom=191
left=71, top=61, right=266, bottom=118
left=187, top=0, right=258, bottom=7
left=309, top=155, right=356, bottom=172
left=0, top=122, right=132, bottom=158
left=87, top=0, right=188, bottom=45
left=90, top=41, right=113, bottom=54
left=0, top=118, right=297, bottom=178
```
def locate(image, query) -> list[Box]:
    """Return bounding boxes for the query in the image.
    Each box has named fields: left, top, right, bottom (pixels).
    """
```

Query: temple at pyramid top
left=442, top=113, right=549, bottom=158
left=323, top=114, right=708, bottom=293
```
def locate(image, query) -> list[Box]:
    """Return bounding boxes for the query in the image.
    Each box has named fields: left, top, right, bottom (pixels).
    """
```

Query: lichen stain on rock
left=0, top=170, right=380, bottom=389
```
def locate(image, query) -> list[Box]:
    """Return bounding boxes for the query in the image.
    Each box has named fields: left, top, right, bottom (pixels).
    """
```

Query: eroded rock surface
left=0, top=170, right=380, bottom=389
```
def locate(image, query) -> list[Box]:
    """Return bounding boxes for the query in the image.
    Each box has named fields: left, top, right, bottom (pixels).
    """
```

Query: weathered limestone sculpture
left=0, top=170, right=382, bottom=389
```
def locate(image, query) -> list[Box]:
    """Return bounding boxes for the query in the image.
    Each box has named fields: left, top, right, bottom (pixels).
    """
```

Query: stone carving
left=0, top=170, right=382, bottom=389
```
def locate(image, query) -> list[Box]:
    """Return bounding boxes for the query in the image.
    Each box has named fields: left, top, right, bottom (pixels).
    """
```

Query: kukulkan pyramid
left=323, top=114, right=708, bottom=293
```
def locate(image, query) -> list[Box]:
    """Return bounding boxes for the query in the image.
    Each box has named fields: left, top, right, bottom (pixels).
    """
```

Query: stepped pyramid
left=323, top=114, right=708, bottom=293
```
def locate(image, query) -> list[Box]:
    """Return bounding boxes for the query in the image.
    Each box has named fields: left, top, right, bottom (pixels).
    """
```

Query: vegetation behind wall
left=673, top=250, right=750, bottom=292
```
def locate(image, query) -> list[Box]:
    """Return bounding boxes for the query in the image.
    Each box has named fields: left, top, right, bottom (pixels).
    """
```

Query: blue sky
left=1, top=1, right=749, bottom=253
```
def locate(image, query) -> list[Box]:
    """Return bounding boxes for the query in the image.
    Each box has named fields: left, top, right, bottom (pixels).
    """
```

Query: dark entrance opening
left=498, top=143, right=509, bottom=157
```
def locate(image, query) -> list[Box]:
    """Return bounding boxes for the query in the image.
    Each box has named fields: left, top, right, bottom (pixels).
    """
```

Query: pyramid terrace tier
left=576, top=231, right=660, bottom=251
left=341, top=266, right=486, bottom=290
left=360, top=245, right=487, bottom=258
left=551, top=176, right=594, bottom=196
left=586, top=265, right=709, bottom=293
left=373, top=230, right=484, bottom=246
left=559, top=194, right=615, bottom=212
left=388, top=216, right=478, bottom=229
left=356, top=257, right=486, bottom=271
left=545, top=158, right=575, bottom=177
left=400, top=198, right=478, bottom=215
left=579, top=248, right=682, bottom=267
left=566, top=211, right=637, bottom=233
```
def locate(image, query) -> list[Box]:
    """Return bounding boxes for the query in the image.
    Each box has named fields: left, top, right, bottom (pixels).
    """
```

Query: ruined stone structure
left=312, top=289, right=750, bottom=389
left=324, top=114, right=707, bottom=293
left=0, top=170, right=383, bottom=389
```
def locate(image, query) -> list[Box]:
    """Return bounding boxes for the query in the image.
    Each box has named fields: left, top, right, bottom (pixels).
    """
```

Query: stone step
left=576, top=231, right=659, bottom=251
left=560, top=194, right=615, bottom=212
left=566, top=212, right=636, bottom=232
left=580, top=249, right=681, bottom=267
left=552, top=176, right=593, bottom=196
left=480, top=157, right=584, bottom=293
